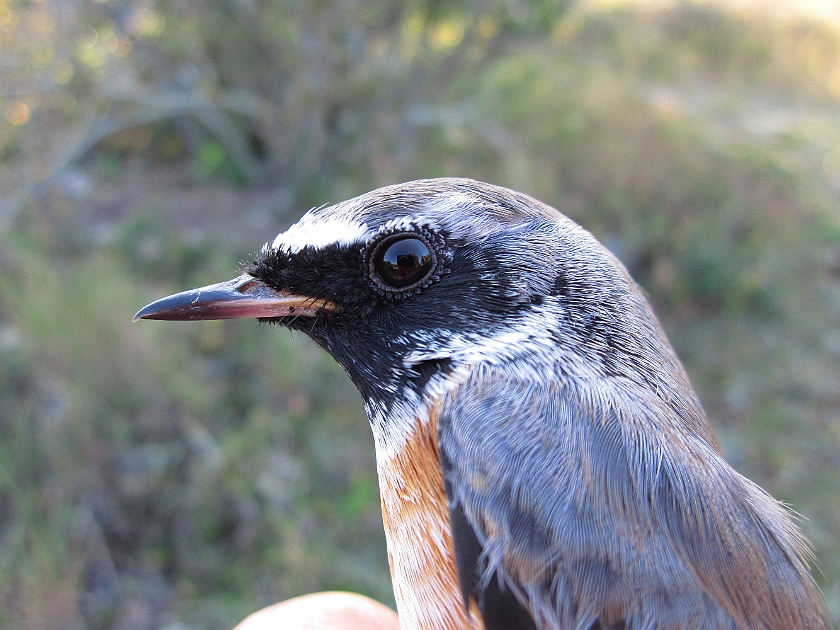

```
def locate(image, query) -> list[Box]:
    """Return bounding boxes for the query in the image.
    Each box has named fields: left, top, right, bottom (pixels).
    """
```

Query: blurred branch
left=117, top=87, right=276, bottom=182
left=0, top=86, right=282, bottom=230
left=1, top=109, right=166, bottom=233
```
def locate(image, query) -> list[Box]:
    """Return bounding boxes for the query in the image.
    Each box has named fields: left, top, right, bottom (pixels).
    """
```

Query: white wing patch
left=271, top=210, right=368, bottom=253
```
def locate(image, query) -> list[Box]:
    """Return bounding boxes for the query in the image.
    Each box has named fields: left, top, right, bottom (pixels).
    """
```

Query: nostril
left=237, top=281, right=259, bottom=294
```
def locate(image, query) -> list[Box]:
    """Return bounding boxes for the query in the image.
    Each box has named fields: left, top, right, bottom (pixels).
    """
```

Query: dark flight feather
left=441, top=448, right=538, bottom=630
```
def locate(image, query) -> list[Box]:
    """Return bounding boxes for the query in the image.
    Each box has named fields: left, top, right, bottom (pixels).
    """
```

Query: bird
left=135, top=178, right=827, bottom=630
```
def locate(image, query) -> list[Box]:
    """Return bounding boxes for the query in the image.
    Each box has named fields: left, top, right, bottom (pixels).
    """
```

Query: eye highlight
left=372, top=235, right=434, bottom=289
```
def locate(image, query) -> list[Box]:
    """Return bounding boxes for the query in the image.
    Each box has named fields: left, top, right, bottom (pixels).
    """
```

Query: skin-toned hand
left=233, top=592, right=399, bottom=630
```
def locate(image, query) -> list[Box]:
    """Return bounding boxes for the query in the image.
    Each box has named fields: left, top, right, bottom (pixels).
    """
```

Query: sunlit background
left=1, top=0, right=839, bottom=628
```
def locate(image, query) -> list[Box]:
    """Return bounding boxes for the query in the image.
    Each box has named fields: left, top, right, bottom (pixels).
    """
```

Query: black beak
left=133, top=274, right=337, bottom=322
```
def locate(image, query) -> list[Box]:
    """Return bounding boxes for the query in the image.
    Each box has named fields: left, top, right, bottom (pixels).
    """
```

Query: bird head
left=135, top=178, right=712, bottom=450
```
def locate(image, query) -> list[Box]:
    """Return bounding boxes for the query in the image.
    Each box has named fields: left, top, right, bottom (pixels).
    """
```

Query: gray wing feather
left=438, top=367, right=825, bottom=630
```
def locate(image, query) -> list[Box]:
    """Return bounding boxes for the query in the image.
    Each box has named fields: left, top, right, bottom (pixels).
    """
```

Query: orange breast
left=377, top=405, right=484, bottom=630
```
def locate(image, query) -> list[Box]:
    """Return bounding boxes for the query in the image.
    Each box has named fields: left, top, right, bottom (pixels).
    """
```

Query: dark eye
left=372, top=235, right=434, bottom=289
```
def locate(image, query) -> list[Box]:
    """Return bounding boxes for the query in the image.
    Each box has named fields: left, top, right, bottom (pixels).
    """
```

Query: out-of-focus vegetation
left=1, top=0, right=839, bottom=628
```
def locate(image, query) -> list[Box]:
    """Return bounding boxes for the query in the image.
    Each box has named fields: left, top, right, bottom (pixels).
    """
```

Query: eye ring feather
left=364, top=225, right=448, bottom=299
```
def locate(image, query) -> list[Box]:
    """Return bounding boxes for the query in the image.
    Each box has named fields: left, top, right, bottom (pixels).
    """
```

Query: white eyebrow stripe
left=271, top=213, right=369, bottom=252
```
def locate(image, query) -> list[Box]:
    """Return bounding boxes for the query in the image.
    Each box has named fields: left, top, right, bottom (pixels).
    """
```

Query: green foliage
left=1, top=0, right=840, bottom=627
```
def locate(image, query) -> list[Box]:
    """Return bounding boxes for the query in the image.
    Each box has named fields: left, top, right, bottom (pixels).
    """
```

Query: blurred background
left=1, top=0, right=839, bottom=628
